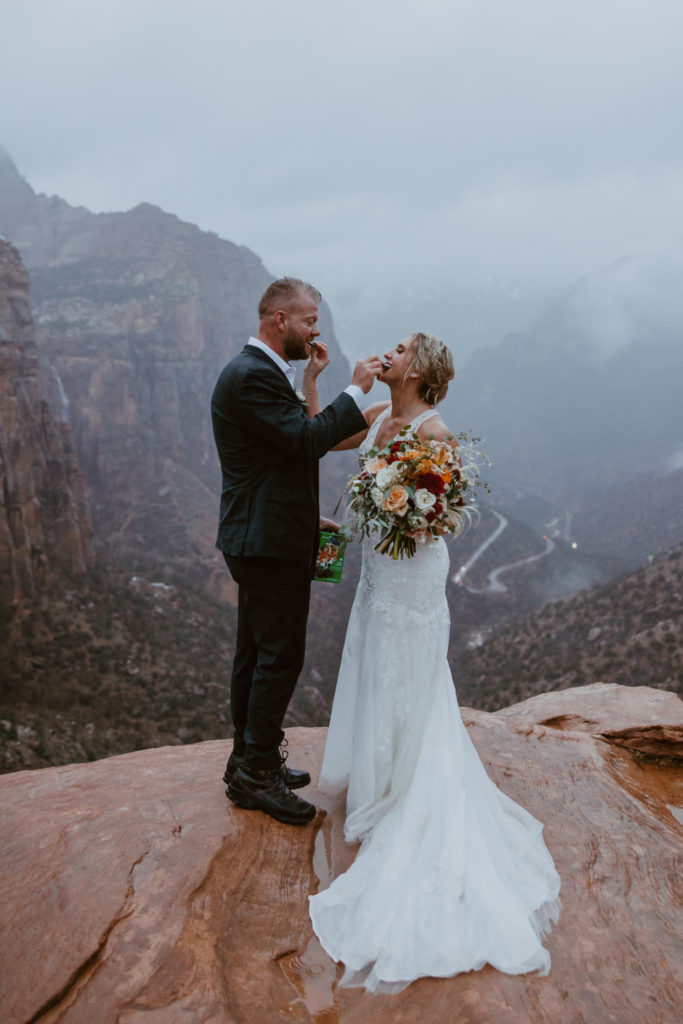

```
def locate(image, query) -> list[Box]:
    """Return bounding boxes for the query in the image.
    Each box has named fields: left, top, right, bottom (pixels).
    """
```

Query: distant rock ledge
left=1, top=684, right=681, bottom=1024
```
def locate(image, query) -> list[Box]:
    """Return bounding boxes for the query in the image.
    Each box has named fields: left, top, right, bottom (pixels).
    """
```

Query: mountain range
left=1, top=145, right=681, bottom=772
left=452, top=540, right=683, bottom=711
left=0, top=147, right=357, bottom=596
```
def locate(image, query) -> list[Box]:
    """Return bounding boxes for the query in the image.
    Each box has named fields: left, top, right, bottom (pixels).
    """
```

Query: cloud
left=2, top=0, right=683, bottom=318
left=560, top=234, right=683, bottom=357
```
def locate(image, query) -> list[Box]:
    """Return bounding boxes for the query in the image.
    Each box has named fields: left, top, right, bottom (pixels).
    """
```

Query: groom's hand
left=320, top=515, right=341, bottom=532
left=352, top=355, right=384, bottom=394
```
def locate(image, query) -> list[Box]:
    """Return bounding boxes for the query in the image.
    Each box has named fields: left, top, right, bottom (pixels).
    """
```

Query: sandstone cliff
left=0, top=240, right=91, bottom=605
left=1, top=684, right=681, bottom=1023
left=0, top=151, right=356, bottom=595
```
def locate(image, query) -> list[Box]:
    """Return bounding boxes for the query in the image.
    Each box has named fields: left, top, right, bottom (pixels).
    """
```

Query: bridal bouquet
left=342, top=428, right=487, bottom=559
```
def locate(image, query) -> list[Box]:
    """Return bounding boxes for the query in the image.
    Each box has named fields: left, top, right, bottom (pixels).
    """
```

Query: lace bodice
left=357, top=402, right=447, bottom=628
left=359, top=405, right=439, bottom=457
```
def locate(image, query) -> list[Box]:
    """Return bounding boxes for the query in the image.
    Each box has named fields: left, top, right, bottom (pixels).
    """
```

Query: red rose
left=419, top=472, right=445, bottom=495
left=387, top=442, right=403, bottom=463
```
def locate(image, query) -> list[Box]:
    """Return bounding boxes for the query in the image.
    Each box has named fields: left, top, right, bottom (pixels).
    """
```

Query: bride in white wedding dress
left=303, top=332, right=561, bottom=994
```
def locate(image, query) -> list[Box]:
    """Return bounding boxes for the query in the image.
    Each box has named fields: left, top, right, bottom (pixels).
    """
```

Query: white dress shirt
left=247, top=337, right=363, bottom=408
left=248, top=337, right=296, bottom=388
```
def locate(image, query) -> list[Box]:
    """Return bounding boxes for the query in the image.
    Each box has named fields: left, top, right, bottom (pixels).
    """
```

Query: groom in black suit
left=211, top=277, right=380, bottom=825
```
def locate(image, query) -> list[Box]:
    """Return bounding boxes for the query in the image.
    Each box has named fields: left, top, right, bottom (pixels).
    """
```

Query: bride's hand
left=302, top=343, right=328, bottom=418
left=305, top=340, right=330, bottom=380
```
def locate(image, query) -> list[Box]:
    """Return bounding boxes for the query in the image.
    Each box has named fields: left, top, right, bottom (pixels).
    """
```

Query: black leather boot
left=223, top=743, right=311, bottom=790
left=227, top=763, right=316, bottom=825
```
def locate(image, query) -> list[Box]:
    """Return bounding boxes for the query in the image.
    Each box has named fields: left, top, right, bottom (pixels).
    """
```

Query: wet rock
left=510, top=681, right=683, bottom=758
left=1, top=684, right=681, bottom=1023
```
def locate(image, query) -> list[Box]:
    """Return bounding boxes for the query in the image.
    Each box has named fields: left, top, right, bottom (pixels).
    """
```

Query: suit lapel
left=242, top=344, right=294, bottom=391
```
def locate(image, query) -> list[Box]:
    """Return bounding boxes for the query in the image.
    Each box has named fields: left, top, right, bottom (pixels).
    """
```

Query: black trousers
left=224, top=554, right=312, bottom=769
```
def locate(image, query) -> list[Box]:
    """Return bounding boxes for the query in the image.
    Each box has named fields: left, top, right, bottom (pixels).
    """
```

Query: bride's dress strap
left=361, top=406, right=438, bottom=455
left=409, top=408, right=439, bottom=432
left=362, top=405, right=391, bottom=451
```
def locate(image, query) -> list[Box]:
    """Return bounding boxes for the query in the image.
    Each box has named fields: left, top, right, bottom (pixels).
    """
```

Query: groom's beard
left=282, top=328, right=311, bottom=362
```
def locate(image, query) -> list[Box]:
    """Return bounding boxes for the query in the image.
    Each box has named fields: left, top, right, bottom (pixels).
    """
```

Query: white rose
left=371, top=486, right=384, bottom=507
left=415, top=488, right=437, bottom=510
left=376, top=465, right=399, bottom=490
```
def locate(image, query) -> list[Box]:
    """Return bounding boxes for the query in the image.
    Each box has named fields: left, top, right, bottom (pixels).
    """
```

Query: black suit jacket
left=211, top=344, right=367, bottom=567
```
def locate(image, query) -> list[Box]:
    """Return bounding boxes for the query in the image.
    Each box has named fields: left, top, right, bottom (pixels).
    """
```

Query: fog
left=3, top=0, right=683, bottom=357
left=543, top=235, right=683, bottom=360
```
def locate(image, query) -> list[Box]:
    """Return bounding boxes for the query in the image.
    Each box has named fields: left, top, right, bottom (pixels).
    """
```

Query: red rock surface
left=1, top=683, right=681, bottom=1023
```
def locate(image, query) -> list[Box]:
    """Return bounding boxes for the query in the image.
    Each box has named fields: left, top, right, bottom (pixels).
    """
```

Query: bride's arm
left=415, top=414, right=460, bottom=536
left=302, top=346, right=388, bottom=451
left=301, top=342, right=328, bottom=418
left=301, top=344, right=375, bottom=431
left=330, top=401, right=389, bottom=451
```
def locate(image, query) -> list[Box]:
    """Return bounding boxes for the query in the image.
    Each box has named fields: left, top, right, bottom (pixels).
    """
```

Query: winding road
left=453, top=510, right=508, bottom=586
left=453, top=507, right=570, bottom=594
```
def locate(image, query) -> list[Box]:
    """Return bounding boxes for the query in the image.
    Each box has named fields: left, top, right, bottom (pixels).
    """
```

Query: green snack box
left=314, top=531, right=347, bottom=583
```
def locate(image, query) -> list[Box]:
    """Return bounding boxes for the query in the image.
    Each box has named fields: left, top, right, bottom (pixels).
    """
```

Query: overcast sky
left=3, top=0, right=683, bottom=346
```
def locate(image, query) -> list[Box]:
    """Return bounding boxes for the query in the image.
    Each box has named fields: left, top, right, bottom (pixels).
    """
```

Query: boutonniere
left=295, top=389, right=308, bottom=407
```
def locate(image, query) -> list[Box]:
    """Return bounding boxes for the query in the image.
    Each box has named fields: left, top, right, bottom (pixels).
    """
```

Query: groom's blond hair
left=258, top=277, right=322, bottom=319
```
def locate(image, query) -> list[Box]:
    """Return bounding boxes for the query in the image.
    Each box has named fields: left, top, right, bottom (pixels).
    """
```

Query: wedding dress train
left=308, top=408, right=561, bottom=994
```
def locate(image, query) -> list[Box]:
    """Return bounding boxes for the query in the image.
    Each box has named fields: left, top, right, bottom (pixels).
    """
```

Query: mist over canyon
left=0, top=146, right=681, bottom=772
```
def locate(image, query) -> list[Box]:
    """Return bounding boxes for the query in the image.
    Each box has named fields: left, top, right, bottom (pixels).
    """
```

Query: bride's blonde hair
left=407, top=332, right=454, bottom=406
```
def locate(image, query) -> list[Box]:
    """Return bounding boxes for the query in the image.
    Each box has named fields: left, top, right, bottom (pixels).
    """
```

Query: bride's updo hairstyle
left=406, top=332, right=454, bottom=406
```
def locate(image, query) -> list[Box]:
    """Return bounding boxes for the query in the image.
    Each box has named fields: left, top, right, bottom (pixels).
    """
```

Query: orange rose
left=383, top=485, right=409, bottom=516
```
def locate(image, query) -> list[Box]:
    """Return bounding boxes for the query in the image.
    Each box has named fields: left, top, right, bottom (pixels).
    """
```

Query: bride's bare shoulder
left=364, top=401, right=391, bottom=427
left=418, top=411, right=458, bottom=445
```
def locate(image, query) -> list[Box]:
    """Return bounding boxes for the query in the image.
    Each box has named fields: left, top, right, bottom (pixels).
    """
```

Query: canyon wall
left=0, top=239, right=91, bottom=605
left=0, top=151, right=355, bottom=592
